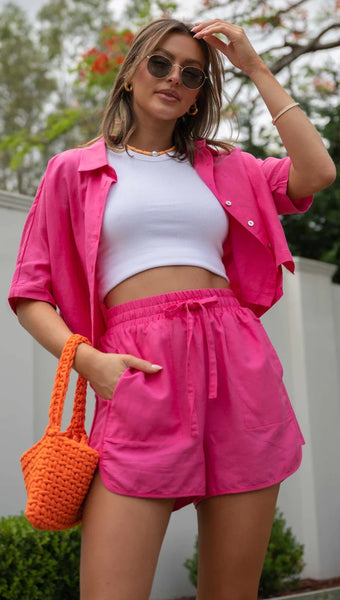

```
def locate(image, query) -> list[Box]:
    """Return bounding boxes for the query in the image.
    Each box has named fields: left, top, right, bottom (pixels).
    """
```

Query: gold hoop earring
left=188, top=103, right=198, bottom=116
left=124, top=82, right=133, bottom=92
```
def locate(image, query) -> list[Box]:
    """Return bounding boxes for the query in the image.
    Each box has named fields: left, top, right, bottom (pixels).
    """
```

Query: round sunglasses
left=146, top=54, right=207, bottom=89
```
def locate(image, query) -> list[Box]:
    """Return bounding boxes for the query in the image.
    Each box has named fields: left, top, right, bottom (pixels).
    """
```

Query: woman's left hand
left=192, top=20, right=336, bottom=198
left=192, top=19, right=264, bottom=77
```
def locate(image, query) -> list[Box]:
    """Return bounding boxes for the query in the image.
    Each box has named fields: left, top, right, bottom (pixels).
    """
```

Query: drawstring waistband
left=164, top=296, right=220, bottom=437
left=165, top=296, right=219, bottom=399
left=165, top=296, right=219, bottom=437
left=105, top=287, right=238, bottom=327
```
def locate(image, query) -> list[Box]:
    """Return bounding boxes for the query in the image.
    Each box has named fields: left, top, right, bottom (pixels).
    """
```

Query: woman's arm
left=16, top=299, right=162, bottom=400
left=192, top=20, right=336, bottom=199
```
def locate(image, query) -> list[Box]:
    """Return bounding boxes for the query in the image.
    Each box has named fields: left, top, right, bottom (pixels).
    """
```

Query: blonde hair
left=99, top=18, right=234, bottom=163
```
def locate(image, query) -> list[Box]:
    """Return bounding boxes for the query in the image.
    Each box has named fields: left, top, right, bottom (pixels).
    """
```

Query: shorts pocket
left=104, top=367, right=180, bottom=444
left=241, top=348, right=294, bottom=430
left=231, top=309, right=294, bottom=430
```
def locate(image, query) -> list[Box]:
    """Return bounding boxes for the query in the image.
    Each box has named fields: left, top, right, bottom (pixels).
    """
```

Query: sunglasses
left=146, top=54, right=207, bottom=89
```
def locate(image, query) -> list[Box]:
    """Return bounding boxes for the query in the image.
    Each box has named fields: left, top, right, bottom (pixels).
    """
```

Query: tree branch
left=310, top=22, right=340, bottom=46
left=269, top=23, right=340, bottom=74
left=275, top=0, right=309, bottom=17
left=221, top=20, right=340, bottom=104
left=202, top=0, right=310, bottom=25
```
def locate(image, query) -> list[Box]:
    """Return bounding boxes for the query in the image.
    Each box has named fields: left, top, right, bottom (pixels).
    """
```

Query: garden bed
left=268, top=578, right=340, bottom=598
left=167, top=576, right=340, bottom=600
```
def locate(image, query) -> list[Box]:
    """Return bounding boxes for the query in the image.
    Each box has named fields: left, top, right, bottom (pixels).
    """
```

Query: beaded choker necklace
left=126, top=144, right=175, bottom=157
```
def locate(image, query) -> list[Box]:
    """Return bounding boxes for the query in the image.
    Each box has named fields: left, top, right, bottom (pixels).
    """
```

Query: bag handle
left=47, top=334, right=91, bottom=440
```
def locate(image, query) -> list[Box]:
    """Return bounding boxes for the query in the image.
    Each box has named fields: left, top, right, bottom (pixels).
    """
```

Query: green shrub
left=184, top=508, right=305, bottom=597
left=184, top=537, right=198, bottom=588
left=0, top=513, right=81, bottom=600
left=259, top=509, right=305, bottom=597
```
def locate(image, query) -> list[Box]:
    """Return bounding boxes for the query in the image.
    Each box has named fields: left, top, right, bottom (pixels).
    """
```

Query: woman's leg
left=80, top=472, right=175, bottom=600
left=196, top=484, right=280, bottom=600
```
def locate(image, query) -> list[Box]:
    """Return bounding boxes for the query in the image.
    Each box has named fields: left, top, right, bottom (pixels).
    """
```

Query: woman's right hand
left=15, top=300, right=162, bottom=400
left=74, top=344, right=162, bottom=400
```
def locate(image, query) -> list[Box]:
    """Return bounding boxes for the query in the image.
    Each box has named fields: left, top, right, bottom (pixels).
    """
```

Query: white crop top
left=96, top=148, right=229, bottom=300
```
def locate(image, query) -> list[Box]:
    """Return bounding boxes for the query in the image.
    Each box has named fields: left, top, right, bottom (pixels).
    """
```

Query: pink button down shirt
left=9, top=138, right=312, bottom=346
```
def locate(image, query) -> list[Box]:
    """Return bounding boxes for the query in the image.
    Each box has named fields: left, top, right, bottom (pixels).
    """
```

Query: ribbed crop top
left=96, top=148, right=229, bottom=300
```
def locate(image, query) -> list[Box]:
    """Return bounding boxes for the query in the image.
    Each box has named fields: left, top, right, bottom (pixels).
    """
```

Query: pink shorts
left=89, top=288, right=304, bottom=511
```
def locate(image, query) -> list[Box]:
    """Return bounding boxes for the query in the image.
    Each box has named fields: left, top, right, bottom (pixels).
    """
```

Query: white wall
left=262, top=258, right=340, bottom=581
left=1, top=193, right=340, bottom=598
left=0, top=193, right=35, bottom=517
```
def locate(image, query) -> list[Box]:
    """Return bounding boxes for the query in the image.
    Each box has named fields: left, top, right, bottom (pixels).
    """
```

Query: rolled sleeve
left=258, top=155, right=313, bottom=215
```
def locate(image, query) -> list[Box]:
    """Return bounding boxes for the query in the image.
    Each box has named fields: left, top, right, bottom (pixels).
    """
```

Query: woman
left=9, top=17, right=335, bottom=600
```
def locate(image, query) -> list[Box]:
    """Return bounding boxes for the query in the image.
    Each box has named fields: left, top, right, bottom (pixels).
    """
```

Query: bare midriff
left=104, top=266, right=229, bottom=308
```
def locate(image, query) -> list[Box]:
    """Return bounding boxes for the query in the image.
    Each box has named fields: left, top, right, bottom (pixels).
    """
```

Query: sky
left=0, top=0, right=198, bottom=20
left=0, top=0, right=42, bottom=13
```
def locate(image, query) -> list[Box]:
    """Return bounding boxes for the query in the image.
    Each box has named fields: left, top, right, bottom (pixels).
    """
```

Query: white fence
left=1, top=191, right=340, bottom=599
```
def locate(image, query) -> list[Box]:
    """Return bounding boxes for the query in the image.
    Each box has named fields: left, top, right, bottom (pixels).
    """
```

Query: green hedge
left=184, top=508, right=305, bottom=598
left=0, top=514, right=81, bottom=600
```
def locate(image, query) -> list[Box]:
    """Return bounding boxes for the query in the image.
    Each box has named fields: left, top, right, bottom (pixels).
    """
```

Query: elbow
left=302, top=161, right=337, bottom=196
left=315, top=159, right=337, bottom=192
left=327, top=162, right=337, bottom=185
left=289, top=157, right=337, bottom=199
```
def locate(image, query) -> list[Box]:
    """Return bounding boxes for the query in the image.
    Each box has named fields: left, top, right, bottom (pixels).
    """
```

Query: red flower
left=122, top=31, right=134, bottom=45
left=103, top=38, right=115, bottom=48
left=82, top=47, right=99, bottom=57
left=91, top=53, right=110, bottom=74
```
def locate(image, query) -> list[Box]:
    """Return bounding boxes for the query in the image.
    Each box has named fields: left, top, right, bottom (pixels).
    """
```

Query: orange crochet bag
left=20, top=334, right=99, bottom=531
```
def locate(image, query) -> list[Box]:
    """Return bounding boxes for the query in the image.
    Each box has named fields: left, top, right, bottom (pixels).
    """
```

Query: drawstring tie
left=165, top=296, right=219, bottom=436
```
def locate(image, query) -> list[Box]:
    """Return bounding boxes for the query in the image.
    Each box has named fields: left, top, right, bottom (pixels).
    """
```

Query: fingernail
left=151, top=364, right=163, bottom=371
